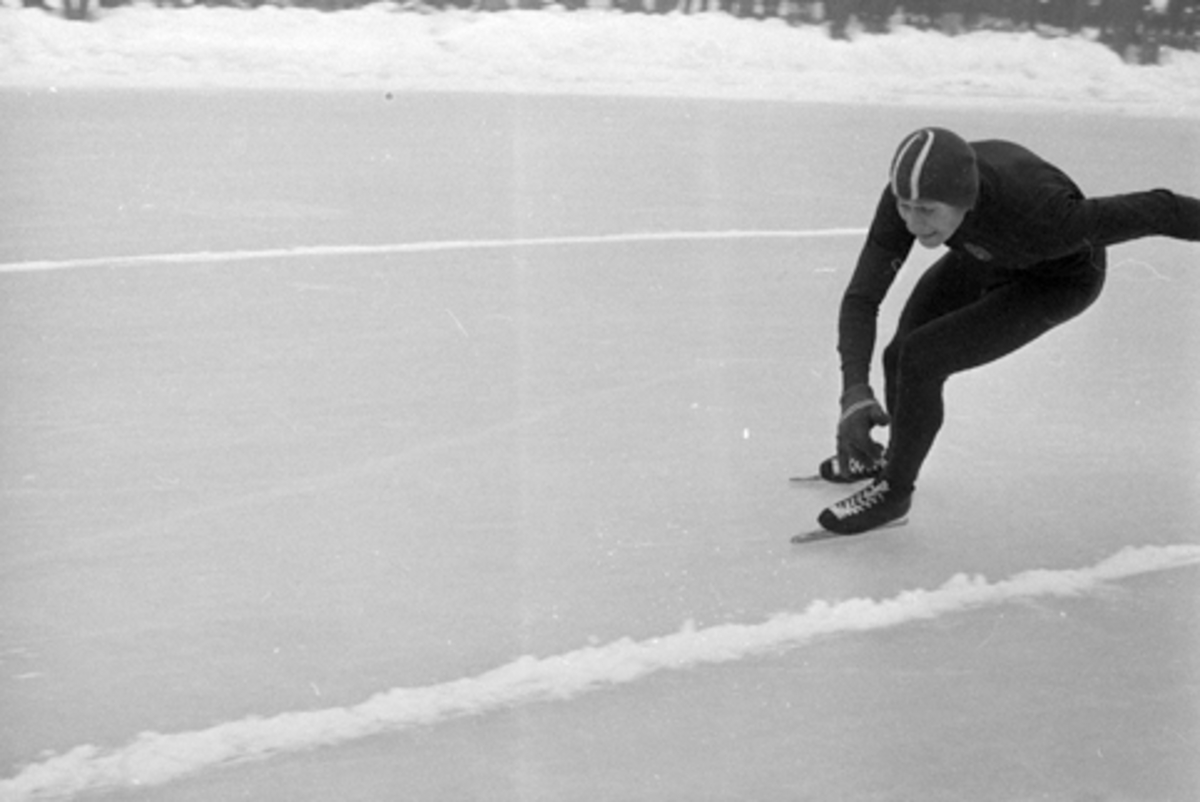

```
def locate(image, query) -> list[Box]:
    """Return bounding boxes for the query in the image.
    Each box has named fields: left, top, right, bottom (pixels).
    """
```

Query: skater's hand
left=836, top=384, right=890, bottom=475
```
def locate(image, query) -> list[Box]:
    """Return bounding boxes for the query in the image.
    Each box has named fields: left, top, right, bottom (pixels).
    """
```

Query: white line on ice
left=2, top=543, right=1198, bottom=801
left=0, top=228, right=868, bottom=274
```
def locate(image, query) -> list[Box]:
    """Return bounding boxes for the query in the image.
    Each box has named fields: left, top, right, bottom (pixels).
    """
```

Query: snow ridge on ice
left=0, top=227, right=868, bottom=274
left=2, top=543, right=1197, bottom=801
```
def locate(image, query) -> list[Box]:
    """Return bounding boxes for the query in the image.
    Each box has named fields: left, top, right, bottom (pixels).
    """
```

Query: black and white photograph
left=1, top=2, right=1198, bottom=800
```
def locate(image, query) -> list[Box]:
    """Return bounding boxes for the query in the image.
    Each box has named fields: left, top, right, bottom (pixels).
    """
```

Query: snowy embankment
left=1, top=3, right=1199, bottom=116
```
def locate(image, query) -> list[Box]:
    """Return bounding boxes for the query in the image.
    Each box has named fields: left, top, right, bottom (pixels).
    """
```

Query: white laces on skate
left=820, top=453, right=887, bottom=483
left=831, top=480, right=891, bottom=519
left=848, top=453, right=887, bottom=477
left=844, top=457, right=869, bottom=476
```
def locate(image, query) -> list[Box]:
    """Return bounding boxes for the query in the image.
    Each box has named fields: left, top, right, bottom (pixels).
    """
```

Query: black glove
left=837, top=384, right=890, bottom=475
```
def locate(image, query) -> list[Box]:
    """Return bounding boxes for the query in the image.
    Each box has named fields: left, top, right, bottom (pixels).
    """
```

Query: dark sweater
left=838, top=139, right=1200, bottom=389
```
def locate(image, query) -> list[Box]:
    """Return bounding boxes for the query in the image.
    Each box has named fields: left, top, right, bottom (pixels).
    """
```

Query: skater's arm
left=838, top=189, right=912, bottom=390
left=838, top=245, right=900, bottom=388
left=1054, top=189, right=1200, bottom=249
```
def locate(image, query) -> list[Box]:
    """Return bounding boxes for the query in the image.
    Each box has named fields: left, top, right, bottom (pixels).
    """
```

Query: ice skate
left=817, top=454, right=885, bottom=483
left=817, top=479, right=912, bottom=535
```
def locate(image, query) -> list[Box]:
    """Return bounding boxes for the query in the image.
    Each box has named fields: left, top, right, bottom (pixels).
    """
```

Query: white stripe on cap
left=908, top=130, right=936, bottom=199
left=890, top=129, right=936, bottom=201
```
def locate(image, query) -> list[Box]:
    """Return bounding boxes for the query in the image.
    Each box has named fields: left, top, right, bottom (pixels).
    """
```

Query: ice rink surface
left=1, top=90, right=1198, bottom=800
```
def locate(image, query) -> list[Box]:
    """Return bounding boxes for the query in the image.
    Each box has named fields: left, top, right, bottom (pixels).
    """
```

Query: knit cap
left=889, top=128, right=979, bottom=209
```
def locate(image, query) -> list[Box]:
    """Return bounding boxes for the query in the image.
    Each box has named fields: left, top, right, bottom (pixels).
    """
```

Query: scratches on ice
left=2, top=543, right=1198, bottom=801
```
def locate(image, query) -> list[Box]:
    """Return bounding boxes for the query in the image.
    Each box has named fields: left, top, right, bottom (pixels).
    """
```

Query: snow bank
left=2, top=4, right=1199, bottom=116
left=3, top=543, right=1197, bottom=801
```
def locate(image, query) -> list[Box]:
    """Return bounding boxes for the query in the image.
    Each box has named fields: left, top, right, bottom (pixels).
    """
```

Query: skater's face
left=896, top=199, right=967, bottom=248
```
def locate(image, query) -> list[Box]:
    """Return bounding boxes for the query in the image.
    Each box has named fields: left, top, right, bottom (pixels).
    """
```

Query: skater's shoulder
left=970, top=139, right=1061, bottom=174
left=971, top=140, right=1081, bottom=213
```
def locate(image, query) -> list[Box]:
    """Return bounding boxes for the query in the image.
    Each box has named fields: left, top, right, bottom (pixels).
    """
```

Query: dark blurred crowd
left=813, top=0, right=1198, bottom=61
left=32, top=0, right=1197, bottom=64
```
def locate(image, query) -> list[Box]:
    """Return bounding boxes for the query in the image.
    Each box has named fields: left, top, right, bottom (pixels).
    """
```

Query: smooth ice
left=0, top=91, right=1197, bottom=801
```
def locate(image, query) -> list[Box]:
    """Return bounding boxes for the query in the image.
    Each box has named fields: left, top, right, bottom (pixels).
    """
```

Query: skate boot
left=818, top=454, right=885, bottom=484
left=818, top=478, right=912, bottom=535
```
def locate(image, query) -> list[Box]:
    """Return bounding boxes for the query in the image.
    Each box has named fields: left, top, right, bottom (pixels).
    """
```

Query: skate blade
left=789, top=473, right=874, bottom=485
left=790, top=517, right=908, bottom=545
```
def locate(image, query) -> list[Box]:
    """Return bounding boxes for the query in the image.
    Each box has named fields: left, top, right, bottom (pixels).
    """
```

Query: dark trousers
left=880, top=249, right=1106, bottom=490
